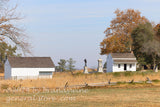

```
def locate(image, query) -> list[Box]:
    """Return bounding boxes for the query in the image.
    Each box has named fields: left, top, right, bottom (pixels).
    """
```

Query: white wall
left=5, top=67, right=55, bottom=80
left=113, top=64, right=124, bottom=72
left=113, top=63, right=136, bottom=72
left=4, top=59, right=11, bottom=79
left=11, top=68, right=55, bottom=77
left=126, top=63, right=136, bottom=71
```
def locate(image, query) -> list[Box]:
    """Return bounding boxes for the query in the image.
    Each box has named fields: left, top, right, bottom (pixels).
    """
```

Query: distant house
left=4, top=57, right=55, bottom=80
left=106, top=53, right=137, bottom=72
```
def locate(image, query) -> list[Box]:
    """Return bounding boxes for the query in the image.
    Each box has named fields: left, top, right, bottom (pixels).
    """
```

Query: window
left=130, top=64, right=132, bottom=68
left=118, top=64, right=121, bottom=68
left=39, top=71, right=53, bottom=76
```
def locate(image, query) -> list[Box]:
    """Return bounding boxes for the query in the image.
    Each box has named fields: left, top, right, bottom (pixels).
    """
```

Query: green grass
left=116, top=81, right=126, bottom=84
left=112, top=72, right=121, bottom=77
left=152, top=79, right=160, bottom=83
left=111, top=70, right=156, bottom=77
left=112, top=71, right=134, bottom=77
left=74, top=70, right=156, bottom=78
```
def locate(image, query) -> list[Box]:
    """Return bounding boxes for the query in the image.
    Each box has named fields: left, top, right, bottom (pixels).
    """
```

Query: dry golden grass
left=0, top=73, right=4, bottom=76
left=74, top=68, right=97, bottom=73
left=0, top=70, right=160, bottom=89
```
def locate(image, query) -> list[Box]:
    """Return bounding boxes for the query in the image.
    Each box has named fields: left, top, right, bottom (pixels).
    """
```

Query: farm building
left=4, top=57, right=55, bottom=80
left=106, top=53, right=137, bottom=72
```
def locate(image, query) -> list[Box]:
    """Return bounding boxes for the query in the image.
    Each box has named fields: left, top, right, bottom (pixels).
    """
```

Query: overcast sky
left=10, top=0, right=160, bottom=69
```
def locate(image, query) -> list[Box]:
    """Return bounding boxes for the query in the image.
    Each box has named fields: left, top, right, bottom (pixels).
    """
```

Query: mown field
left=1, top=86, right=160, bottom=107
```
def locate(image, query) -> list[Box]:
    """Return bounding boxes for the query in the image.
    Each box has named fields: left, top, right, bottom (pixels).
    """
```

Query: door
left=124, top=64, right=127, bottom=71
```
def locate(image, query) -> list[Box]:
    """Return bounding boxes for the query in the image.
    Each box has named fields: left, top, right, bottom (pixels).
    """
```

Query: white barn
left=4, top=57, right=55, bottom=80
left=106, top=53, right=137, bottom=72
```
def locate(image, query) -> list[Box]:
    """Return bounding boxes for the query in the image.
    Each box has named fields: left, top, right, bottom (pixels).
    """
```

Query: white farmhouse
left=106, top=53, right=137, bottom=72
left=4, top=57, right=55, bottom=80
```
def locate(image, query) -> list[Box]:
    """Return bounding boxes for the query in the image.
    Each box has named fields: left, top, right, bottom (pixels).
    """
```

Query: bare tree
left=0, top=0, right=31, bottom=56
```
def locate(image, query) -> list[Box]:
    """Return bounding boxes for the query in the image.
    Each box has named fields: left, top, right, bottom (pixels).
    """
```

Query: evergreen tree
left=67, top=58, right=76, bottom=74
left=58, top=59, right=66, bottom=72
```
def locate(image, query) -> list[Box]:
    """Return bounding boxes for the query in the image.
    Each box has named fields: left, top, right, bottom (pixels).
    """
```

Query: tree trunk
left=155, top=65, right=158, bottom=72
left=153, top=57, right=156, bottom=72
left=70, top=71, right=74, bottom=75
left=141, top=65, right=144, bottom=70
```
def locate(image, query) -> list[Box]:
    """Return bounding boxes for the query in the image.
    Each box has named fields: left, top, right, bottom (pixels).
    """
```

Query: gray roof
left=110, top=53, right=137, bottom=63
left=8, top=57, right=55, bottom=68
left=113, top=60, right=137, bottom=63
left=111, top=53, right=136, bottom=58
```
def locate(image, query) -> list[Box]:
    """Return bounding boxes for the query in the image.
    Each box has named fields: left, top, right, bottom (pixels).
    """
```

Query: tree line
left=100, top=9, right=160, bottom=72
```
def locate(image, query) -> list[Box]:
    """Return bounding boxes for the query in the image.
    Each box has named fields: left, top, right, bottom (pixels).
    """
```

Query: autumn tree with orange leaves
left=154, top=24, right=160, bottom=40
left=100, top=9, right=149, bottom=55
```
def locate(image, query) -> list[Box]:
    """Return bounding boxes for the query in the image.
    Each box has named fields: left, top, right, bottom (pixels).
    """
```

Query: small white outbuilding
left=4, top=57, right=55, bottom=80
left=106, top=53, right=137, bottom=72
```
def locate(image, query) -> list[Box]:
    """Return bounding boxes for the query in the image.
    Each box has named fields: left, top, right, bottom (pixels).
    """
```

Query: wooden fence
left=64, top=78, right=152, bottom=89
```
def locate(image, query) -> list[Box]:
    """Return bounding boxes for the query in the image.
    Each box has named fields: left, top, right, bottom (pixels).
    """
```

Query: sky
left=9, top=0, right=160, bottom=69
